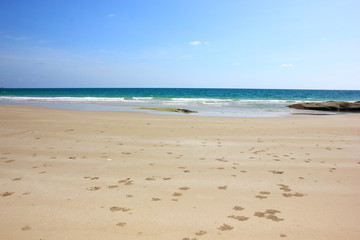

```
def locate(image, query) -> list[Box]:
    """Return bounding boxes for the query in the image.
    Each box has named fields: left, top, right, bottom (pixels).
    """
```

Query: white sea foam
left=0, top=96, right=320, bottom=112
left=0, top=96, right=306, bottom=106
left=0, top=96, right=126, bottom=102
left=132, top=97, right=154, bottom=100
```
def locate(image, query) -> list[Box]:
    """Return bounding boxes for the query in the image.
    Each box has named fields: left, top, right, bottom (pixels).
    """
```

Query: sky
left=0, top=0, right=359, bottom=89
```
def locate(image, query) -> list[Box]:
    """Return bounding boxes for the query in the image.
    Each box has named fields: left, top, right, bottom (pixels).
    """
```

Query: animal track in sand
left=179, top=187, right=189, bottom=191
left=172, top=192, right=182, bottom=197
left=228, top=215, right=249, bottom=221
left=108, top=185, right=118, bottom=189
left=87, top=186, right=101, bottom=191
left=218, top=224, right=233, bottom=231
left=269, top=170, right=284, bottom=174
left=218, top=185, right=227, bottom=190
left=116, top=222, right=127, bottom=227
left=110, top=206, right=131, bottom=212
left=1, top=192, right=14, bottom=197
left=21, top=226, right=31, bottom=231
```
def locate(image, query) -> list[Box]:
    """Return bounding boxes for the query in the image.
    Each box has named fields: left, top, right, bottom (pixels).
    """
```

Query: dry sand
left=0, top=105, right=359, bottom=240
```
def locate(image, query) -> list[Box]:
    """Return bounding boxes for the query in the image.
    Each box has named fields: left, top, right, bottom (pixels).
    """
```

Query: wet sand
left=0, top=105, right=359, bottom=240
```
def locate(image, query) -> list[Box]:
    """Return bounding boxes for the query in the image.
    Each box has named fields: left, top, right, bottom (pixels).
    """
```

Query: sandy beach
left=0, top=105, right=359, bottom=240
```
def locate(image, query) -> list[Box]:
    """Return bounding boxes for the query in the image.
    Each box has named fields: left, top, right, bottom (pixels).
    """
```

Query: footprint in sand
left=110, top=206, right=131, bottom=212
left=278, top=184, right=291, bottom=192
left=195, top=230, right=207, bottom=236
left=21, top=226, right=31, bottom=231
left=87, top=186, right=101, bottom=191
left=179, top=187, right=189, bottom=191
left=233, top=206, right=244, bottom=211
left=254, top=209, right=284, bottom=222
left=1, top=192, right=14, bottom=197
left=152, top=198, right=161, bottom=201
left=108, top=185, right=118, bottom=189
left=283, top=192, right=305, bottom=198
left=172, top=192, right=182, bottom=197
left=218, top=185, right=227, bottom=190
left=255, top=195, right=267, bottom=199
left=119, top=178, right=134, bottom=185
left=218, top=224, right=233, bottom=231
left=227, top=215, right=249, bottom=221
left=259, top=191, right=271, bottom=195
left=145, top=177, right=156, bottom=181
left=116, top=222, right=127, bottom=227
left=12, top=177, right=22, bottom=181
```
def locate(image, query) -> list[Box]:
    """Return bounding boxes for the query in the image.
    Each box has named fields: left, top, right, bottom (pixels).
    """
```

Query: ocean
left=1, top=88, right=359, bottom=117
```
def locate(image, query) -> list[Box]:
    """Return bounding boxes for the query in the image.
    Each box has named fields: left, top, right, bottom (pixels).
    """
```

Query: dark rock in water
left=288, top=101, right=360, bottom=112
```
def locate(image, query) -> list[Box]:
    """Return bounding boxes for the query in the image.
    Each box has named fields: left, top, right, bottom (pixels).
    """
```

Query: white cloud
left=281, top=63, right=294, bottom=67
left=189, top=41, right=202, bottom=46
left=5, top=35, right=28, bottom=41
left=108, top=13, right=116, bottom=17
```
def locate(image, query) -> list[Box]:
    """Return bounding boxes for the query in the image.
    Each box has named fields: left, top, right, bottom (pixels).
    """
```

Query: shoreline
left=0, top=102, right=349, bottom=118
left=1, top=105, right=359, bottom=240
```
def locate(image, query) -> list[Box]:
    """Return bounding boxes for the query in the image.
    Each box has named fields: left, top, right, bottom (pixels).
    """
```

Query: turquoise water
left=1, top=88, right=359, bottom=117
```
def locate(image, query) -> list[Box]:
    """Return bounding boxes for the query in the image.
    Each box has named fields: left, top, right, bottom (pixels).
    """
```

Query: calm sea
left=1, top=88, right=359, bottom=117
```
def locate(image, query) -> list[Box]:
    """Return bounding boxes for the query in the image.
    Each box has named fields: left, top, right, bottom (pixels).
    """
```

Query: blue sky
left=0, top=0, right=359, bottom=89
